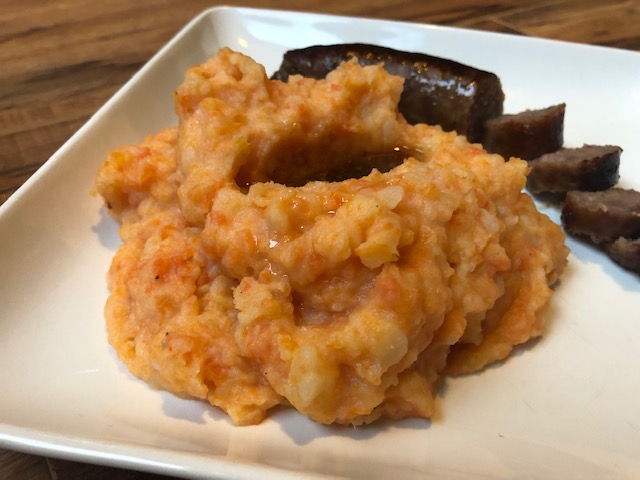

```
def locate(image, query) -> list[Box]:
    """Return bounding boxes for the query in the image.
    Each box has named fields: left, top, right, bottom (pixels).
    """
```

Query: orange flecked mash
left=95, top=48, right=568, bottom=426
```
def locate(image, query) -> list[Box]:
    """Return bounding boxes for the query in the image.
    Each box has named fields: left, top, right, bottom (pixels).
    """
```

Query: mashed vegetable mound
left=95, top=48, right=568, bottom=426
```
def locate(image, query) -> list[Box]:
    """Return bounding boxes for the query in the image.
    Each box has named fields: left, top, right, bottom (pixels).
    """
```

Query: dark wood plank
left=47, top=458, right=180, bottom=480
left=493, top=0, right=640, bottom=49
left=0, top=450, right=51, bottom=480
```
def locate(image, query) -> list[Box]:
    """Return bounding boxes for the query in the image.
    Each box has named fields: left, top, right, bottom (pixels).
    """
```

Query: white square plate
left=1, top=7, right=639, bottom=479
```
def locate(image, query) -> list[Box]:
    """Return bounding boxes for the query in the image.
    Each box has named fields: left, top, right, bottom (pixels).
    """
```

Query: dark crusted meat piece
left=527, top=144, right=622, bottom=194
left=483, top=104, right=565, bottom=160
left=271, top=43, right=504, bottom=142
left=561, top=189, right=640, bottom=244
left=606, top=237, right=640, bottom=273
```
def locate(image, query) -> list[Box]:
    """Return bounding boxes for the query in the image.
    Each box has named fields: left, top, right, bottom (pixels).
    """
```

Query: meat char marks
left=562, top=189, right=640, bottom=274
left=483, top=104, right=565, bottom=160
left=527, top=145, right=621, bottom=194
left=606, top=238, right=640, bottom=273
left=562, top=189, right=640, bottom=245
left=271, top=43, right=505, bottom=143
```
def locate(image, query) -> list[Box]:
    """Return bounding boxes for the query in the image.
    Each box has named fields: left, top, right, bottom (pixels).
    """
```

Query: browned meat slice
left=271, top=43, right=504, bottom=142
left=561, top=189, right=640, bottom=244
left=606, top=237, right=640, bottom=273
left=527, top=144, right=622, bottom=194
left=482, top=104, right=565, bottom=160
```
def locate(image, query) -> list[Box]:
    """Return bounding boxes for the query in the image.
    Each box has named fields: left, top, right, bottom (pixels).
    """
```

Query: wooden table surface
left=1, top=0, right=639, bottom=478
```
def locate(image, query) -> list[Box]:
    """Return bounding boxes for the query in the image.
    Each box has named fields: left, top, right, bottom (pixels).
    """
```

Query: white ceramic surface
left=1, top=7, right=639, bottom=479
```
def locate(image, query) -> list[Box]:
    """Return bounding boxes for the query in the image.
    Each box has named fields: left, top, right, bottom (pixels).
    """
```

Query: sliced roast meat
left=527, top=144, right=621, bottom=194
left=483, top=104, right=565, bottom=160
left=606, top=237, right=640, bottom=274
left=561, top=188, right=640, bottom=244
left=271, top=43, right=505, bottom=142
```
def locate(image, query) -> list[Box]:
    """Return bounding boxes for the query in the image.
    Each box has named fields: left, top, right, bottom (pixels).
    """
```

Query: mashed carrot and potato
left=95, top=48, right=568, bottom=426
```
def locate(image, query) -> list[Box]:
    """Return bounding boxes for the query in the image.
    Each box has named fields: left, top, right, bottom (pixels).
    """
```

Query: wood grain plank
left=0, top=164, right=36, bottom=203
left=47, top=458, right=178, bottom=480
left=1, top=117, right=87, bottom=174
left=439, top=14, right=526, bottom=36
left=0, top=450, right=51, bottom=480
left=384, top=0, right=532, bottom=23
left=492, top=0, right=640, bottom=48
